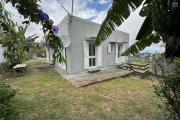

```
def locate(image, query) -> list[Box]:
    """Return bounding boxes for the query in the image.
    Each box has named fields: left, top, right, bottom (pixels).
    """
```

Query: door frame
left=87, top=42, right=97, bottom=69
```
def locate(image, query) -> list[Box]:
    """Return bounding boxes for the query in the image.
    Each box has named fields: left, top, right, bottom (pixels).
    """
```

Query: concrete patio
left=55, top=67, right=133, bottom=87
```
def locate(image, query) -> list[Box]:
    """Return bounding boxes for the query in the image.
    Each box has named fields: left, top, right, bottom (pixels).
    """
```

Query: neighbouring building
left=0, top=44, right=5, bottom=63
left=48, top=15, right=129, bottom=74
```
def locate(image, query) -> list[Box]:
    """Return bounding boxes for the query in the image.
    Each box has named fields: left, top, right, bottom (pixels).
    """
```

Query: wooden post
left=152, top=54, right=157, bottom=75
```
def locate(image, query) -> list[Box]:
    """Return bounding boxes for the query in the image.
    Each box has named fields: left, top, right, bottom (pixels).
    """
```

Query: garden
left=0, top=60, right=166, bottom=120
left=0, top=0, right=180, bottom=120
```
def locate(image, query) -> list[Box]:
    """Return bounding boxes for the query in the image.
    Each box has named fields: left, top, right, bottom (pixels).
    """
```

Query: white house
left=49, top=15, right=129, bottom=74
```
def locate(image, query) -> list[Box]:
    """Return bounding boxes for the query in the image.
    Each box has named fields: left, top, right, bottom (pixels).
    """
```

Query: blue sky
left=87, top=0, right=112, bottom=11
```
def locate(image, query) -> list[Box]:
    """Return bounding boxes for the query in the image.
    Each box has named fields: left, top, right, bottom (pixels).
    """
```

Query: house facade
left=50, top=15, right=129, bottom=74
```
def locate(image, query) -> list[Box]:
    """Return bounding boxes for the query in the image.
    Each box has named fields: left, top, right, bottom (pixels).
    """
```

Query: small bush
left=154, top=58, right=180, bottom=120
left=27, top=47, right=46, bottom=59
left=0, top=82, right=16, bottom=120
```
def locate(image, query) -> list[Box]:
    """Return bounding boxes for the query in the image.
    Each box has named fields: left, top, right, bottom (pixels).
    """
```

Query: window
left=88, top=43, right=96, bottom=67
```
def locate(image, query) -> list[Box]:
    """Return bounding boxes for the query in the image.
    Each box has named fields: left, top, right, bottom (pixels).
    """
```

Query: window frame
left=88, top=42, right=96, bottom=67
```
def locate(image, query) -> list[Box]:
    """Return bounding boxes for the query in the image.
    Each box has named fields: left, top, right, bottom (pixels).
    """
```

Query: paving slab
left=55, top=67, right=133, bottom=87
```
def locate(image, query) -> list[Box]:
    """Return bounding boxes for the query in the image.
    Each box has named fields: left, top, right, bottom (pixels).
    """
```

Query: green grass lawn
left=1, top=60, right=166, bottom=120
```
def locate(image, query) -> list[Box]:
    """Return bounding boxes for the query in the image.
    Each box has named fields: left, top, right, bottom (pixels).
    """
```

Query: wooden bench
left=13, top=64, right=27, bottom=76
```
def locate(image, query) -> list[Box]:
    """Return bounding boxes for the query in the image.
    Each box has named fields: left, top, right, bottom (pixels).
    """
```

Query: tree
left=95, top=0, right=180, bottom=59
left=0, top=23, right=38, bottom=67
left=96, top=1, right=180, bottom=119
left=0, top=4, right=39, bottom=66
left=24, top=35, right=39, bottom=53
left=153, top=57, right=180, bottom=120
left=0, top=0, right=65, bottom=63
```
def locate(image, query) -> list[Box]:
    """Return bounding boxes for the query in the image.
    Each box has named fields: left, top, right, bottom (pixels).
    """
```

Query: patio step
left=88, top=68, right=100, bottom=73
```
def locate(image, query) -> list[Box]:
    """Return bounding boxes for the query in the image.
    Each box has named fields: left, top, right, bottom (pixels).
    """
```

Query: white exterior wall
left=55, top=15, right=129, bottom=74
left=0, top=44, right=5, bottom=63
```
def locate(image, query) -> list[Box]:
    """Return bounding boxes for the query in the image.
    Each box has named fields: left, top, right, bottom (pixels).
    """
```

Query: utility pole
left=71, top=0, right=74, bottom=15
left=56, top=0, right=71, bottom=15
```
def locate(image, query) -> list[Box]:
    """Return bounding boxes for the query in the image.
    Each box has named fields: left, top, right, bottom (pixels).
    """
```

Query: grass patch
left=1, top=59, right=166, bottom=120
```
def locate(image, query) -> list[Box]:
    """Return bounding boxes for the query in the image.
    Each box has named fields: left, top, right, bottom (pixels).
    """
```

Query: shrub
left=0, top=82, right=16, bottom=120
left=154, top=58, right=180, bottom=120
left=28, top=46, right=46, bottom=58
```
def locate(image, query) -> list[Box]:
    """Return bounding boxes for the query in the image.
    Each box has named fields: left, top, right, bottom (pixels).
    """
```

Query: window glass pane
left=93, top=45, right=95, bottom=56
left=89, top=43, right=92, bottom=56
left=93, top=58, right=96, bottom=66
left=89, top=43, right=95, bottom=56
left=89, top=59, right=91, bottom=66
left=89, top=58, right=96, bottom=67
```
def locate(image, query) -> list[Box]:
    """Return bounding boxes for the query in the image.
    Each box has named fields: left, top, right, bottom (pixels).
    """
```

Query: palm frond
left=95, top=0, right=144, bottom=45
left=122, top=16, right=153, bottom=56
left=136, top=17, right=152, bottom=40
left=122, top=33, right=161, bottom=56
left=26, top=34, right=39, bottom=42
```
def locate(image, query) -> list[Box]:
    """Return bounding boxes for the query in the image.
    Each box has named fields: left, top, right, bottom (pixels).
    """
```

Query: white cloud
left=98, top=0, right=110, bottom=4
left=88, top=0, right=110, bottom=4
left=91, top=5, right=110, bottom=24
left=143, top=42, right=165, bottom=54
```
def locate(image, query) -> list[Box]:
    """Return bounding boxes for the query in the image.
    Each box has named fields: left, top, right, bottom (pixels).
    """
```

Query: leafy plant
left=0, top=0, right=65, bottom=63
left=95, top=0, right=180, bottom=58
left=96, top=1, right=180, bottom=119
left=0, top=82, right=16, bottom=120
left=24, top=35, right=39, bottom=53
left=4, top=25, right=27, bottom=67
left=28, top=45, right=46, bottom=58
left=0, top=3, right=39, bottom=66
left=154, top=58, right=180, bottom=120
left=0, top=24, right=38, bottom=67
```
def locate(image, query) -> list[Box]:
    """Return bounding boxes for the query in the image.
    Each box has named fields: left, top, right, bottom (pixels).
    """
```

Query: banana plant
left=0, top=24, right=38, bottom=67
left=96, top=0, right=180, bottom=58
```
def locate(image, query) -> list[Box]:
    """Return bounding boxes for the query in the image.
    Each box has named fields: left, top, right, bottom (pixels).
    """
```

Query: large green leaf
left=122, top=33, right=161, bottom=56
left=136, top=17, right=153, bottom=40
left=95, top=0, right=144, bottom=45
left=139, top=3, right=152, bottom=17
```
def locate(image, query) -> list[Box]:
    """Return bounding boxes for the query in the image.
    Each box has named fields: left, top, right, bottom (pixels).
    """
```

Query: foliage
left=96, top=1, right=180, bottom=119
left=0, top=23, right=38, bottom=67
left=4, top=25, right=27, bottom=66
left=96, top=0, right=180, bottom=58
left=0, top=82, right=16, bottom=120
left=154, top=58, right=180, bottom=120
left=0, top=0, right=65, bottom=63
left=28, top=45, right=46, bottom=58
left=0, top=2, right=39, bottom=66
left=95, top=0, right=143, bottom=45
left=24, top=35, right=39, bottom=53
